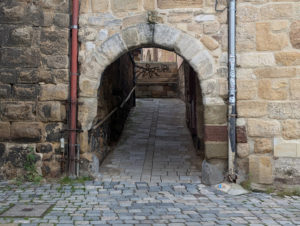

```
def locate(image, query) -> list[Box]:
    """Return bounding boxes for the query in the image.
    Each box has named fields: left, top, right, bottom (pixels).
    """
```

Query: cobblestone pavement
left=99, top=99, right=202, bottom=183
left=0, top=181, right=300, bottom=225
left=0, top=99, right=300, bottom=225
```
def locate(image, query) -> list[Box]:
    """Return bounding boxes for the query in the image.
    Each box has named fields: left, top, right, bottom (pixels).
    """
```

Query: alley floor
left=99, top=98, right=202, bottom=183
left=0, top=99, right=299, bottom=225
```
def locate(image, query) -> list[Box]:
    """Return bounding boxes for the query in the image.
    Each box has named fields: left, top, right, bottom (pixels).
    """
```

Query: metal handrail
left=92, top=86, right=136, bottom=130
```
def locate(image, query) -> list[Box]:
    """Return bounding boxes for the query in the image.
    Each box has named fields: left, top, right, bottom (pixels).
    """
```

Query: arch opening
left=78, top=23, right=228, bottom=184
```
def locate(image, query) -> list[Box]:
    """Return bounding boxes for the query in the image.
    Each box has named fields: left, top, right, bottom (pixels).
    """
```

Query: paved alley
left=99, top=98, right=202, bottom=183
left=0, top=99, right=300, bottom=225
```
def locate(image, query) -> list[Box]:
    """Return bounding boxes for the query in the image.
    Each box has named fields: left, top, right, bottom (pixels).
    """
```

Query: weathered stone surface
left=237, top=126, right=248, bottom=143
left=98, top=34, right=127, bottom=62
left=111, top=0, right=139, bottom=12
left=45, top=55, right=69, bottom=69
left=205, top=142, right=228, bottom=159
left=0, top=102, right=35, bottom=121
left=237, top=101, right=267, bottom=117
left=78, top=98, right=98, bottom=130
left=45, top=123, right=63, bottom=142
left=195, top=15, right=215, bottom=22
left=36, top=143, right=53, bottom=154
left=237, top=80, right=257, bottom=100
left=290, top=21, right=300, bottom=49
left=122, top=27, right=139, bottom=50
left=39, top=84, right=68, bottom=101
left=143, top=0, right=155, bottom=10
left=38, top=101, right=65, bottom=122
left=247, top=119, right=280, bottom=137
left=11, top=122, right=42, bottom=142
left=237, top=5, right=260, bottom=22
left=274, top=157, right=300, bottom=186
left=175, top=33, right=203, bottom=61
left=6, top=26, right=33, bottom=47
left=260, top=3, right=294, bottom=20
left=258, top=79, right=288, bottom=100
left=189, top=51, right=214, bottom=80
left=40, top=29, right=69, bottom=55
left=274, top=143, right=297, bottom=157
left=91, top=0, right=109, bottom=13
left=13, top=84, right=38, bottom=100
left=0, top=84, right=11, bottom=99
left=5, top=144, right=39, bottom=168
left=154, top=24, right=181, bottom=50
left=282, top=120, right=300, bottom=140
left=18, top=69, right=38, bottom=83
left=249, top=155, right=273, bottom=185
left=0, top=48, right=40, bottom=68
left=254, top=138, right=272, bottom=154
left=0, top=122, right=10, bottom=140
left=203, top=21, right=220, bottom=34
left=137, top=23, right=154, bottom=45
left=237, top=53, right=275, bottom=67
left=122, top=14, right=148, bottom=28
left=290, top=79, right=300, bottom=100
left=204, top=126, right=227, bottom=142
left=201, top=36, right=219, bottom=51
left=201, top=159, right=226, bottom=185
left=158, top=0, right=203, bottom=9
left=237, top=143, right=250, bottom=158
left=256, top=22, right=288, bottom=51
left=79, top=131, right=89, bottom=153
left=0, top=68, right=18, bottom=84
left=168, top=12, right=193, bottom=23
left=79, top=77, right=100, bottom=98
left=236, top=22, right=256, bottom=51
left=254, top=67, right=296, bottom=78
left=268, top=102, right=300, bottom=119
left=275, top=52, right=300, bottom=66
left=204, top=105, right=227, bottom=124
left=53, top=13, right=70, bottom=27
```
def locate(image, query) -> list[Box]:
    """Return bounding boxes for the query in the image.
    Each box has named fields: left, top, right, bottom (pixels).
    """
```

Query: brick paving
left=0, top=99, right=299, bottom=225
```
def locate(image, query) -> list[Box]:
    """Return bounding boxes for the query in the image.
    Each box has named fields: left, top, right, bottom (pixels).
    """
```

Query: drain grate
left=0, top=204, right=52, bottom=217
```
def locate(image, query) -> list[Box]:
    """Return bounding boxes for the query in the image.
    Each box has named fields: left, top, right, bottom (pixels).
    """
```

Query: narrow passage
left=99, top=98, right=203, bottom=183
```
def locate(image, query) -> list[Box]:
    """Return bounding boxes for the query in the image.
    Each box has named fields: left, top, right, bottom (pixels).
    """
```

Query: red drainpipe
left=69, top=0, right=79, bottom=176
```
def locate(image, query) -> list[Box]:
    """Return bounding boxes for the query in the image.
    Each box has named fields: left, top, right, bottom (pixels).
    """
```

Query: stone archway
left=77, top=23, right=227, bottom=177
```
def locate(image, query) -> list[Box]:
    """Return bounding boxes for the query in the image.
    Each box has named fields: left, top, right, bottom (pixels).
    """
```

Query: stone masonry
left=0, top=0, right=70, bottom=179
left=0, top=0, right=299, bottom=188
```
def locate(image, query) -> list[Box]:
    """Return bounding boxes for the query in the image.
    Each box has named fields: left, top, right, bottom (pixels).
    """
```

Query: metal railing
left=92, top=86, right=136, bottom=130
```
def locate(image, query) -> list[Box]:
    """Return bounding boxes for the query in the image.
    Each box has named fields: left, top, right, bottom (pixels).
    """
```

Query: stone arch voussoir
left=78, top=22, right=216, bottom=134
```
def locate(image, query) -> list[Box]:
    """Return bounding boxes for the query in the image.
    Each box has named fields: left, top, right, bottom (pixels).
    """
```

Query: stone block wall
left=78, top=0, right=229, bottom=180
left=0, top=0, right=70, bottom=179
left=82, top=53, right=135, bottom=173
left=135, top=62, right=178, bottom=98
left=0, top=0, right=299, bottom=186
left=236, top=0, right=300, bottom=186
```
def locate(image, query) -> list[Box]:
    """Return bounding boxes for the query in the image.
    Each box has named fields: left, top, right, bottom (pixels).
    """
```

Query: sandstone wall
left=236, top=0, right=300, bottom=186
left=0, top=0, right=299, bottom=186
left=85, top=53, right=135, bottom=172
left=0, top=0, right=70, bottom=179
left=78, top=0, right=229, bottom=183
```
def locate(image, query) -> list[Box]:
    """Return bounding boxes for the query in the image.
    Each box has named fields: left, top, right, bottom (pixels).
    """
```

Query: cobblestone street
left=0, top=99, right=300, bottom=225
left=99, top=99, right=202, bottom=183
left=0, top=180, right=300, bottom=225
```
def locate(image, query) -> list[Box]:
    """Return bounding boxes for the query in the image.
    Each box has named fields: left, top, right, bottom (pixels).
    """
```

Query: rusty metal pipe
left=69, top=0, right=79, bottom=177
